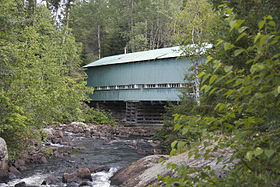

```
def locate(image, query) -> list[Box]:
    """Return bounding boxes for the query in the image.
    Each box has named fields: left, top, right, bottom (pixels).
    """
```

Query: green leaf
left=259, top=35, right=269, bottom=46
left=236, top=32, right=247, bottom=42
left=254, top=33, right=261, bottom=43
left=205, top=85, right=212, bottom=93
left=268, top=21, right=276, bottom=27
left=250, top=63, right=265, bottom=73
left=224, top=65, right=233, bottom=73
left=270, top=36, right=280, bottom=45
left=278, top=86, right=280, bottom=94
left=171, top=141, right=178, bottom=149
left=170, top=149, right=176, bottom=157
left=198, top=72, right=206, bottom=79
left=264, top=149, right=274, bottom=158
left=254, top=147, right=263, bottom=156
left=177, top=141, right=186, bottom=150
left=234, top=49, right=244, bottom=56
left=266, top=15, right=273, bottom=20
left=229, top=20, right=236, bottom=31
left=209, top=87, right=217, bottom=96
left=174, top=114, right=180, bottom=121
left=174, top=123, right=182, bottom=131
left=200, top=85, right=207, bottom=91
left=224, top=42, right=234, bottom=50
left=216, top=39, right=224, bottom=47
left=225, top=89, right=234, bottom=98
left=230, top=20, right=244, bottom=32
left=201, top=74, right=210, bottom=84
left=218, top=103, right=226, bottom=112
left=209, top=75, right=217, bottom=85
left=238, top=26, right=248, bottom=33
left=246, top=151, right=254, bottom=161
left=258, top=20, right=265, bottom=29
left=182, top=127, right=189, bottom=135
left=157, top=174, right=162, bottom=181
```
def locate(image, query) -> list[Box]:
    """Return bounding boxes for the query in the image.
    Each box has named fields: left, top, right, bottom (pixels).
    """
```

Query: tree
left=174, top=0, right=221, bottom=105
left=0, top=1, right=91, bottom=157
left=69, top=0, right=183, bottom=65
left=158, top=2, right=280, bottom=186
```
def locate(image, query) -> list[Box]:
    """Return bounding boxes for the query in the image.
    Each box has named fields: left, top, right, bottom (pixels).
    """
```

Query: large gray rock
left=0, top=137, right=9, bottom=182
left=110, top=155, right=169, bottom=186
left=111, top=143, right=237, bottom=187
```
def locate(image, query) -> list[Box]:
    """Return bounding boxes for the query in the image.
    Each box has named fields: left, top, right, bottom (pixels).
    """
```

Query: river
left=3, top=132, right=153, bottom=187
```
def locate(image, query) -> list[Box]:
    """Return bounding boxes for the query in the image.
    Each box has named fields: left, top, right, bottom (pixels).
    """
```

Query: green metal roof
left=83, top=46, right=182, bottom=68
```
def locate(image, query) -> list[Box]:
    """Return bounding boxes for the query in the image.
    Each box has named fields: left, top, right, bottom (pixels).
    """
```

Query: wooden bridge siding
left=86, top=58, right=190, bottom=87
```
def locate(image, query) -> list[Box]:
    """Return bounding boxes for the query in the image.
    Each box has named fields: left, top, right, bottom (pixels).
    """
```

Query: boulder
left=89, top=165, right=110, bottom=173
left=14, top=159, right=25, bottom=168
left=14, top=181, right=39, bottom=187
left=58, top=131, right=64, bottom=138
left=78, top=181, right=92, bottom=186
left=63, top=168, right=92, bottom=183
left=70, top=122, right=87, bottom=128
left=9, top=166, right=22, bottom=176
left=0, top=137, right=9, bottom=182
left=41, top=174, right=59, bottom=185
left=63, top=173, right=79, bottom=183
left=40, top=156, right=48, bottom=164
left=110, top=155, right=169, bottom=186
left=42, top=128, right=55, bottom=139
left=111, top=143, right=237, bottom=187
left=15, top=182, right=27, bottom=187
left=75, top=168, right=92, bottom=181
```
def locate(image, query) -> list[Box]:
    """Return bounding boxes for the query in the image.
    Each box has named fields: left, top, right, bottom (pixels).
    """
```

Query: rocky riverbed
left=0, top=122, right=235, bottom=187
left=0, top=122, right=160, bottom=186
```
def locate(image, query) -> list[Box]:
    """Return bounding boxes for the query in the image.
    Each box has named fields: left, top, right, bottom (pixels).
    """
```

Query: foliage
left=69, top=0, right=183, bottom=65
left=153, top=97, right=197, bottom=154
left=159, top=6, right=280, bottom=186
left=0, top=1, right=92, bottom=155
left=82, top=107, right=115, bottom=125
left=173, top=0, right=224, bottom=105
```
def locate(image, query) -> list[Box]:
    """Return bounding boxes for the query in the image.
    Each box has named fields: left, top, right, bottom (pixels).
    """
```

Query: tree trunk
left=97, top=23, right=101, bottom=59
left=192, top=24, right=200, bottom=105
left=194, top=60, right=200, bottom=106
left=130, top=0, right=134, bottom=52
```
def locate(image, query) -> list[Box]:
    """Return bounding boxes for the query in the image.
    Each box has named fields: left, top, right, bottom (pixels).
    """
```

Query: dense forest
left=69, top=0, right=184, bottom=65
left=1, top=0, right=280, bottom=186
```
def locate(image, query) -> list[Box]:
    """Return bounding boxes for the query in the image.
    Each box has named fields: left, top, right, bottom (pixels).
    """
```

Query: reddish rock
left=63, top=173, right=79, bottom=183
left=75, top=168, right=92, bottom=181
left=40, top=156, right=48, bottom=164
left=63, top=168, right=92, bottom=183
left=9, top=166, right=22, bottom=176
left=58, top=131, right=64, bottom=138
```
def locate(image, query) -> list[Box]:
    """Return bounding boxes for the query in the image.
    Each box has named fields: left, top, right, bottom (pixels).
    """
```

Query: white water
left=4, top=173, right=49, bottom=186
left=0, top=136, right=152, bottom=187
left=4, top=167, right=119, bottom=187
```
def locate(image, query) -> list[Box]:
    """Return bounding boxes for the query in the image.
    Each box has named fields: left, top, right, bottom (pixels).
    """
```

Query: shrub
left=82, top=107, right=115, bottom=125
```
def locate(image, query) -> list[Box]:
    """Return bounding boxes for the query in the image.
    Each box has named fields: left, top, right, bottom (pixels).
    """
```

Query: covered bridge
left=84, top=46, right=192, bottom=125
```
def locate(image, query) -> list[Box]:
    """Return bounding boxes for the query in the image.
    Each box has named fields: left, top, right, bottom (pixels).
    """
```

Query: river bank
left=0, top=122, right=160, bottom=186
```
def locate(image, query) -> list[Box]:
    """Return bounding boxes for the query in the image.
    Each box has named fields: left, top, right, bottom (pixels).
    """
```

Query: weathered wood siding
left=86, top=58, right=191, bottom=101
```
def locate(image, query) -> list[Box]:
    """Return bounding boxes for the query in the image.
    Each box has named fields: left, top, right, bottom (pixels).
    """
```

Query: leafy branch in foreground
left=159, top=10, right=280, bottom=186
